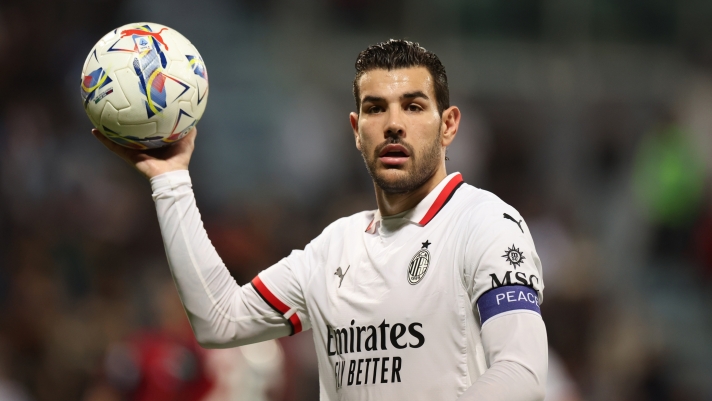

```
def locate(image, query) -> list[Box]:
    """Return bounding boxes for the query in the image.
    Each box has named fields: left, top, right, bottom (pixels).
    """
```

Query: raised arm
left=92, top=129, right=293, bottom=347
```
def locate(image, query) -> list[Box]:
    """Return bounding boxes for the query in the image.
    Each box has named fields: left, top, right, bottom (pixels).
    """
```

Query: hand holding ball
left=80, top=23, right=208, bottom=149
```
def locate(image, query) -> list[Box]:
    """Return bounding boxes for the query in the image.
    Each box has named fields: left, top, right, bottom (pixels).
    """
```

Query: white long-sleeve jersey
left=152, top=170, right=547, bottom=401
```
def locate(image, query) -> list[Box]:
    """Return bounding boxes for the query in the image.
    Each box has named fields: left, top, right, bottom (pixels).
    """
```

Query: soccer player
left=92, top=39, right=547, bottom=400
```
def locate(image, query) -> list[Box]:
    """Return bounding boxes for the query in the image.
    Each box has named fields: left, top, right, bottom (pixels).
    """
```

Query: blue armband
left=477, top=285, right=541, bottom=325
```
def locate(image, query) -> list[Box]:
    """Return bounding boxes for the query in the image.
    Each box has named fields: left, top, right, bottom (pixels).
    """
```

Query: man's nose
left=385, top=108, right=405, bottom=138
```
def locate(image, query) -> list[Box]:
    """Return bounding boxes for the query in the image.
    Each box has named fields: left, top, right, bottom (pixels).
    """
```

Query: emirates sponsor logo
left=327, top=319, right=425, bottom=389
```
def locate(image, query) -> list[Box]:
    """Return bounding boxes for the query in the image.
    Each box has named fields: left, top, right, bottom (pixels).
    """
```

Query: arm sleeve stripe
left=288, top=312, right=303, bottom=334
left=251, top=276, right=303, bottom=335
left=418, top=174, right=464, bottom=226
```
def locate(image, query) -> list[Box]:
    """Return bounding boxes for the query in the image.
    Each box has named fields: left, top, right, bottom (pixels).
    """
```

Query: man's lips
left=378, top=144, right=410, bottom=165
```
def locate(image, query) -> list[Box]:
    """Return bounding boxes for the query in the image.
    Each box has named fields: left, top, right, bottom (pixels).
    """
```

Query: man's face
left=350, top=67, right=448, bottom=194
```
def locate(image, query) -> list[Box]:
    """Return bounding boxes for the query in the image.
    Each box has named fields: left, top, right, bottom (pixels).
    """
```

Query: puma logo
left=121, top=27, right=169, bottom=50
left=334, top=266, right=350, bottom=288
left=503, top=213, right=524, bottom=233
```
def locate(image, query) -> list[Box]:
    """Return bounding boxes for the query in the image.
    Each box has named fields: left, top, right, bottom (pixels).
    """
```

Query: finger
left=185, top=127, right=197, bottom=142
left=176, top=127, right=197, bottom=148
left=164, top=127, right=197, bottom=157
left=91, top=128, right=138, bottom=161
left=92, top=128, right=121, bottom=151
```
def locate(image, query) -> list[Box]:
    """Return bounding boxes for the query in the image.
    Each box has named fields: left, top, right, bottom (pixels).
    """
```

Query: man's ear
left=440, top=106, right=460, bottom=147
left=350, top=112, right=361, bottom=151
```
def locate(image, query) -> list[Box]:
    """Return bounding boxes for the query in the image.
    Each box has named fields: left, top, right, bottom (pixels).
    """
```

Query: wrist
left=135, top=158, right=190, bottom=179
left=144, top=166, right=188, bottom=180
left=150, top=170, right=192, bottom=193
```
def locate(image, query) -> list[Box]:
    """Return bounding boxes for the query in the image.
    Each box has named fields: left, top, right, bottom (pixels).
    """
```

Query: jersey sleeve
left=151, top=170, right=309, bottom=348
left=459, top=203, right=548, bottom=400
left=251, top=243, right=319, bottom=335
left=464, top=203, right=544, bottom=327
left=457, top=313, right=547, bottom=400
left=251, top=213, right=339, bottom=335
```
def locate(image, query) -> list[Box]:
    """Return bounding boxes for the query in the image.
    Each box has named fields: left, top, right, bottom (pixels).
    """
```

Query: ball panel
left=85, top=101, right=103, bottom=130
left=101, top=102, right=157, bottom=140
left=114, top=64, right=159, bottom=126
left=172, top=102, right=197, bottom=133
left=191, top=79, right=208, bottom=118
left=160, top=103, right=197, bottom=145
left=81, top=72, right=106, bottom=114
left=100, top=68, right=131, bottom=110
left=163, top=31, right=193, bottom=62
left=162, top=73, right=195, bottom=106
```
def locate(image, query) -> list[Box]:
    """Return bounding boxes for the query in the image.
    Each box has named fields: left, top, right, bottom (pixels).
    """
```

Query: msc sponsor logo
left=490, top=270, right=540, bottom=289
left=502, top=244, right=525, bottom=268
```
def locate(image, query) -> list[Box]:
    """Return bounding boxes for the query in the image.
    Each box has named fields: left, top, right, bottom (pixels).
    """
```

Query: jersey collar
left=366, top=172, right=464, bottom=234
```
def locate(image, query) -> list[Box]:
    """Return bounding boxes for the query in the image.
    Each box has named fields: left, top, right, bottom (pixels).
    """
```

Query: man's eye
left=367, top=106, right=383, bottom=113
left=407, top=104, right=423, bottom=112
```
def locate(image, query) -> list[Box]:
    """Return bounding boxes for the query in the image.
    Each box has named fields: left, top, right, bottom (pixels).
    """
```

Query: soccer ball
left=80, top=22, right=208, bottom=149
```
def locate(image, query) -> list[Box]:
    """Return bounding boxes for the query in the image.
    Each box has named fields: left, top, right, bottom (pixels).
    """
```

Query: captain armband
left=476, top=285, right=541, bottom=325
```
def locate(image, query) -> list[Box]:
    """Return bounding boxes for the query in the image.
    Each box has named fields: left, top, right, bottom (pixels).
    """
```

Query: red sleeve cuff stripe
left=418, top=174, right=464, bottom=226
left=252, top=276, right=290, bottom=313
left=288, top=313, right=303, bottom=334
left=251, top=276, right=303, bottom=335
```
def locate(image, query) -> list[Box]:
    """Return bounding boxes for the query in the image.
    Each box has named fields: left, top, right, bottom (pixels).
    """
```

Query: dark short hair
left=353, top=39, right=449, bottom=115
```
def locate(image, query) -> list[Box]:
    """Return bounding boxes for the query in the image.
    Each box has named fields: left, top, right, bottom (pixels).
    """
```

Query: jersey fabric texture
left=151, top=170, right=548, bottom=401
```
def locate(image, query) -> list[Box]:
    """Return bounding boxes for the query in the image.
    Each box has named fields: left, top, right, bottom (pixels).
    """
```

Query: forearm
left=458, top=314, right=547, bottom=401
left=151, top=170, right=290, bottom=347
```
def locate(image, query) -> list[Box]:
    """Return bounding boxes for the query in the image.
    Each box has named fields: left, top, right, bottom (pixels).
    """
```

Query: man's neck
left=374, top=168, right=448, bottom=217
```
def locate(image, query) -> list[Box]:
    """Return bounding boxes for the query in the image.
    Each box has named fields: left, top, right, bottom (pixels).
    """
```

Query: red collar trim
left=365, top=219, right=375, bottom=233
left=417, top=173, right=464, bottom=225
left=364, top=173, right=464, bottom=233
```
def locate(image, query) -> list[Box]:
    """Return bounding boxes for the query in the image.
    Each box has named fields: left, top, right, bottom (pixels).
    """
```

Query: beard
left=360, top=129, right=443, bottom=194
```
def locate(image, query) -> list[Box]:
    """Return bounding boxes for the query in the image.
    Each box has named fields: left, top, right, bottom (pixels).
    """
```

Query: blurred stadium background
left=1, top=0, right=712, bottom=400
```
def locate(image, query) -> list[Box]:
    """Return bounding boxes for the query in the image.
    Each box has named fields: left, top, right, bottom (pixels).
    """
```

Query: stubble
left=360, top=128, right=443, bottom=194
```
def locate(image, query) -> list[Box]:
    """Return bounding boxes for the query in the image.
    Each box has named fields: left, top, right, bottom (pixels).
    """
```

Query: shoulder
left=320, top=210, right=374, bottom=236
left=305, top=209, right=374, bottom=250
left=450, top=183, right=527, bottom=237
left=283, top=210, right=372, bottom=281
left=453, top=185, right=544, bottom=303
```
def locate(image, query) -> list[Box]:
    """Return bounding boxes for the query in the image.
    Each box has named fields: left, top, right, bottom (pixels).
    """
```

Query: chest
left=305, top=223, right=475, bottom=397
left=306, top=223, right=468, bottom=334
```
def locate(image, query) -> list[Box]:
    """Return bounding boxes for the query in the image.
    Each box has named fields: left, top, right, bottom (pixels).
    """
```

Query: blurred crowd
left=1, top=0, right=712, bottom=400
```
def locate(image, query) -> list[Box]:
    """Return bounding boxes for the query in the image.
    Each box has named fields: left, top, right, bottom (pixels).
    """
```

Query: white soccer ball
left=80, top=22, right=208, bottom=149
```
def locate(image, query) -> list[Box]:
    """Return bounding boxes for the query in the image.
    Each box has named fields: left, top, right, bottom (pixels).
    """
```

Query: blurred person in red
left=87, top=280, right=213, bottom=401
left=87, top=280, right=283, bottom=401
left=92, top=39, right=547, bottom=400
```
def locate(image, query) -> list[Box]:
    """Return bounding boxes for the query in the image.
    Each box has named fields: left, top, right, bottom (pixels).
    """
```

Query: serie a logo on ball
left=80, top=22, right=209, bottom=149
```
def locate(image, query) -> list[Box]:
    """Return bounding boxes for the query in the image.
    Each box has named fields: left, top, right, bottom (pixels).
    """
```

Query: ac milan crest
left=407, top=240, right=431, bottom=285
